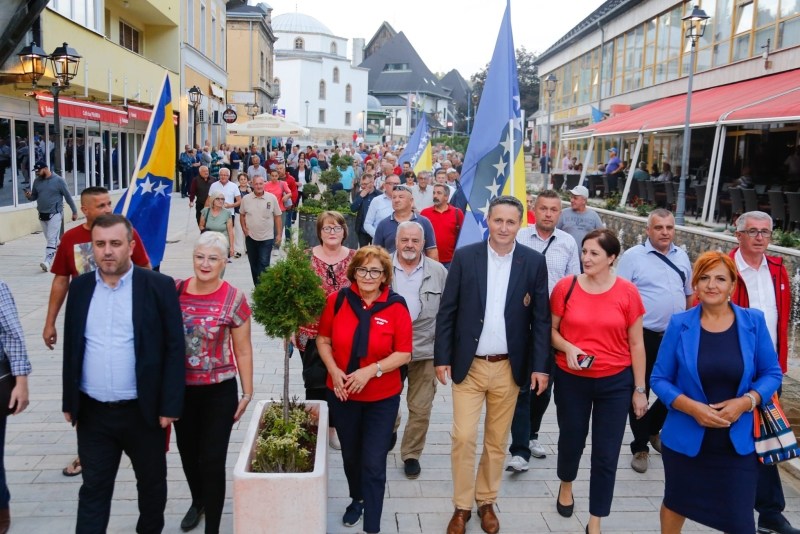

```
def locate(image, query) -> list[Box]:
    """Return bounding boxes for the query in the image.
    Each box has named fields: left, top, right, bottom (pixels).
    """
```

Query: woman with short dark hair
left=550, top=228, right=647, bottom=534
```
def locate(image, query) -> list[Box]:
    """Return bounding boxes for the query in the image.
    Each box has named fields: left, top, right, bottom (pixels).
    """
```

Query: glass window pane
left=754, top=26, right=774, bottom=52
left=76, top=127, right=87, bottom=193
left=757, top=0, right=779, bottom=26
left=733, top=33, right=751, bottom=59
left=736, top=2, right=754, bottom=34
left=696, top=46, right=712, bottom=72
left=111, top=132, right=120, bottom=190
left=669, top=7, right=682, bottom=58
left=713, top=41, right=730, bottom=65
left=33, top=122, right=47, bottom=169
left=0, top=119, right=12, bottom=208
left=15, top=120, right=31, bottom=204
left=782, top=0, right=800, bottom=17
left=716, top=0, right=734, bottom=41
left=63, top=125, right=76, bottom=195
left=667, top=58, right=679, bottom=81
left=89, top=129, right=101, bottom=188
left=779, top=17, right=800, bottom=47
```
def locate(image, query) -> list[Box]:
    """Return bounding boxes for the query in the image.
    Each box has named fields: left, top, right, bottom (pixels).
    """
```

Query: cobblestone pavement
left=1, top=194, right=799, bottom=533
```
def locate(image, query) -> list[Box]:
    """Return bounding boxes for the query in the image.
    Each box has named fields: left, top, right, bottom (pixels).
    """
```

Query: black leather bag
left=0, top=357, right=16, bottom=417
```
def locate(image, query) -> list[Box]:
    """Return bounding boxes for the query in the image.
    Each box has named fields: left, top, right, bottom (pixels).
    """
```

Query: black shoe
left=342, top=499, right=364, bottom=527
left=758, top=518, right=800, bottom=534
left=389, top=431, right=397, bottom=451
left=556, top=483, right=574, bottom=518
left=404, top=458, right=421, bottom=479
left=180, top=505, right=204, bottom=531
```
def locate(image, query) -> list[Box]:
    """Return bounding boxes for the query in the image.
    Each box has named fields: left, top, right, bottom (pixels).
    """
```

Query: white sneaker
left=40, top=261, right=50, bottom=272
left=505, top=455, right=529, bottom=473
left=329, top=428, right=341, bottom=450
left=529, top=439, right=547, bottom=459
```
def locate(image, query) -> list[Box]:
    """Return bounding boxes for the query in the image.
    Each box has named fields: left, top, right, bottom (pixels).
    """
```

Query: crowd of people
left=4, top=136, right=798, bottom=534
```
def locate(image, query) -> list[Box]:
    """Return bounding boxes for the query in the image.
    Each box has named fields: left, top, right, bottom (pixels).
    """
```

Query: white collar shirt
left=735, top=248, right=778, bottom=350
left=476, top=240, right=514, bottom=355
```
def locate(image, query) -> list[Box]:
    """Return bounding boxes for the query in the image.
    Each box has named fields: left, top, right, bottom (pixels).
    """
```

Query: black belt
left=81, top=393, right=137, bottom=408
left=475, top=354, right=509, bottom=362
left=643, top=328, right=665, bottom=338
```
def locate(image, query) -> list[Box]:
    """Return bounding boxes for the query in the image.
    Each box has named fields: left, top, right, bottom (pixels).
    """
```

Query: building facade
left=272, top=12, right=368, bottom=143
left=0, top=0, right=180, bottom=243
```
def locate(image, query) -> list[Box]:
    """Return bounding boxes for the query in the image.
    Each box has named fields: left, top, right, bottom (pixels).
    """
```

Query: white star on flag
left=479, top=198, right=492, bottom=218
left=499, top=132, right=514, bottom=156
left=492, top=155, right=506, bottom=177
left=139, top=177, right=155, bottom=194
left=485, top=177, right=501, bottom=198
left=154, top=181, right=169, bottom=197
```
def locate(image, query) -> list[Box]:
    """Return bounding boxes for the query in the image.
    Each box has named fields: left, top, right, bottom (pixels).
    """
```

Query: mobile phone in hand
left=577, top=354, right=595, bottom=369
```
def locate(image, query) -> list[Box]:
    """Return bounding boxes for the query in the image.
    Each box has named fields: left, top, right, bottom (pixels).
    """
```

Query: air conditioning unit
left=197, top=109, right=207, bottom=123
left=211, top=110, right=221, bottom=125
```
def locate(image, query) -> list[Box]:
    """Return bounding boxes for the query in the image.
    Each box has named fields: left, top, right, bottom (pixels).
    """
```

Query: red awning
left=127, top=104, right=179, bottom=126
left=36, top=93, right=129, bottom=126
left=566, top=69, right=800, bottom=138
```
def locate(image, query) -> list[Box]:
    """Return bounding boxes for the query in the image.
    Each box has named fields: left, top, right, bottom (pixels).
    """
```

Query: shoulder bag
left=754, top=393, right=800, bottom=465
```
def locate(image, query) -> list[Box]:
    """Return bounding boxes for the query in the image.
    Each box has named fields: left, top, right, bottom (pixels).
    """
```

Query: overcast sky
left=262, top=0, right=603, bottom=79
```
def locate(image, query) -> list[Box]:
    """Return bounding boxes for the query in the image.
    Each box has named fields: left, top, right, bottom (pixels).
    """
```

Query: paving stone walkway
left=1, top=195, right=799, bottom=533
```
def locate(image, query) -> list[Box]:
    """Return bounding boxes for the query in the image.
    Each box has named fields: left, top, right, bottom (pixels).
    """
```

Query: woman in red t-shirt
left=174, top=231, right=254, bottom=533
left=316, top=246, right=412, bottom=534
left=550, top=229, right=647, bottom=534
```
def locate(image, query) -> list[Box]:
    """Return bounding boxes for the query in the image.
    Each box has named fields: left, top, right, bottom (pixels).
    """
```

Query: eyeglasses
left=393, top=185, right=412, bottom=194
left=321, top=225, right=343, bottom=234
left=743, top=228, right=773, bottom=239
left=355, top=267, right=384, bottom=279
left=194, top=254, right=222, bottom=265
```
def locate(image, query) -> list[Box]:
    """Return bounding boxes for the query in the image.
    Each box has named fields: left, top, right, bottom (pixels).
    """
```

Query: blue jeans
left=328, top=391, right=400, bottom=534
left=245, top=236, right=274, bottom=285
left=283, top=209, right=293, bottom=241
left=509, top=378, right=553, bottom=460
left=555, top=366, right=632, bottom=517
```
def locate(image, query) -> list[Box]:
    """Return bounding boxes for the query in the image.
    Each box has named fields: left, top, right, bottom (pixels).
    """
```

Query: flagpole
left=508, top=118, right=514, bottom=196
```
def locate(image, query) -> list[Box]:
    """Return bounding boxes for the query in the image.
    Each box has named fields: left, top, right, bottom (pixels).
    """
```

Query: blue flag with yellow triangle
left=115, top=72, right=175, bottom=267
left=456, top=0, right=526, bottom=247
left=398, top=114, right=432, bottom=174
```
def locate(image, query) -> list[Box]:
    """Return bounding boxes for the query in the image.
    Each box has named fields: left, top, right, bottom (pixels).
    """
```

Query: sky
left=261, top=0, right=603, bottom=79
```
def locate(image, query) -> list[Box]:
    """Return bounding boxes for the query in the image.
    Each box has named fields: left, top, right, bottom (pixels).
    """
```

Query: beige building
left=181, top=0, right=228, bottom=150
left=0, top=0, right=180, bottom=243
left=225, top=1, right=279, bottom=149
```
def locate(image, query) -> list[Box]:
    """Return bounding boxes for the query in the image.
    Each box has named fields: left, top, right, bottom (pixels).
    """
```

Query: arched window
left=333, top=67, right=340, bottom=84
left=330, top=42, right=337, bottom=55
left=294, top=37, right=304, bottom=50
left=319, top=80, right=326, bottom=100
left=345, top=83, right=352, bottom=103
left=273, top=77, right=280, bottom=89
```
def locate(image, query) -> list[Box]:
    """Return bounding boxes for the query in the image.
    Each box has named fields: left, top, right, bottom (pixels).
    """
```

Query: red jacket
left=728, top=248, right=790, bottom=373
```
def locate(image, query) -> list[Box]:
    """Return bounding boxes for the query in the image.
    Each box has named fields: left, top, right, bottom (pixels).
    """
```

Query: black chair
left=729, top=187, right=745, bottom=224
left=786, top=192, right=800, bottom=231
left=742, top=188, right=759, bottom=213
left=665, top=181, right=675, bottom=211
left=552, top=173, right=565, bottom=191
left=768, top=191, right=787, bottom=231
left=645, top=182, right=656, bottom=205
left=693, top=184, right=706, bottom=218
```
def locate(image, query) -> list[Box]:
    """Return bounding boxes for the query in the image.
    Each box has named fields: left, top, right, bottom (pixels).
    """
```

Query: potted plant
left=297, top=178, right=359, bottom=249
left=232, top=242, right=328, bottom=533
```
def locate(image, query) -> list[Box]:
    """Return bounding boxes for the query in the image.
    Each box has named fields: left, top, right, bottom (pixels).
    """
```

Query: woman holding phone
left=549, top=229, right=647, bottom=534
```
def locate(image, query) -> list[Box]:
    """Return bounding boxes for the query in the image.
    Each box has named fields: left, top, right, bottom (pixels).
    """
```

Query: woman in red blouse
left=174, top=232, right=254, bottom=533
left=317, top=246, right=412, bottom=534
left=296, top=211, right=356, bottom=449
left=550, top=229, right=647, bottom=534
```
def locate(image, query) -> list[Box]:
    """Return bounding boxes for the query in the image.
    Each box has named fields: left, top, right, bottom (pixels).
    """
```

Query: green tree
left=471, top=46, right=539, bottom=118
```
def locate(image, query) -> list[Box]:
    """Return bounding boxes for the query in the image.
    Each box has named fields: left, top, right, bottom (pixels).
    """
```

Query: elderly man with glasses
left=363, top=174, right=401, bottom=238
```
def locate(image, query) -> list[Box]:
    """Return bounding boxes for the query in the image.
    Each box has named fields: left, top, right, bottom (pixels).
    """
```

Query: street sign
left=222, top=109, right=237, bottom=124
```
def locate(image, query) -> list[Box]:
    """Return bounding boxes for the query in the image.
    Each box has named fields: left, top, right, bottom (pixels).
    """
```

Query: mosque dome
left=367, top=95, right=383, bottom=111
left=272, top=13, right=334, bottom=36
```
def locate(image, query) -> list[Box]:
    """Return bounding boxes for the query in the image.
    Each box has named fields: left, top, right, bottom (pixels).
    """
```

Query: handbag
left=0, top=356, right=16, bottom=417
left=753, top=393, right=800, bottom=465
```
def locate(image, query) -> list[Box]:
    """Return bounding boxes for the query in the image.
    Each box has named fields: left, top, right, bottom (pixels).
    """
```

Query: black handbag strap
left=644, top=244, right=686, bottom=285
left=541, top=235, right=556, bottom=256
left=563, top=275, right=578, bottom=310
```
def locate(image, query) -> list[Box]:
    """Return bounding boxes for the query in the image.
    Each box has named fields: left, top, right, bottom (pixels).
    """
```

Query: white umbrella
left=226, top=113, right=310, bottom=137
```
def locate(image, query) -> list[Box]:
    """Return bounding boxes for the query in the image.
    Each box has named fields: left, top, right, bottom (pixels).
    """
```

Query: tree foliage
left=470, top=46, right=539, bottom=118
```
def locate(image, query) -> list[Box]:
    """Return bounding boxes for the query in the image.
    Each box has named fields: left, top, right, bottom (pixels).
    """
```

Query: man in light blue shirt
left=363, top=174, right=399, bottom=237
left=616, top=208, right=693, bottom=474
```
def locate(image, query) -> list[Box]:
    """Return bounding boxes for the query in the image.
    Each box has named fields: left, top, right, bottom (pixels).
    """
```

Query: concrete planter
left=233, top=399, right=328, bottom=534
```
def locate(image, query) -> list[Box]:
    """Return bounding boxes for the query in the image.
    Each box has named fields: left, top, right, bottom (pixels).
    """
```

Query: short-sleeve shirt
left=550, top=276, right=645, bottom=378
left=419, top=205, right=463, bottom=264
left=606, top=156, right=622, bottom=174
left=240, top=192, right=282, bottom=241
left=372, top=213, right=437, bottom=254
left=51, top=225, right=151, bottom=278
left=317, top=285, right=413, bottom=402
left=208, top=180, right=241, bottom=216
left=176, top=279, right=251, bottom=386
left=556, top=207, right=604, bottom=247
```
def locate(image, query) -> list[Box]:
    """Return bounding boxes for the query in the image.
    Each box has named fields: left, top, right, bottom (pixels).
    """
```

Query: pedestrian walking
left=239, top=176, right=282, bottom=285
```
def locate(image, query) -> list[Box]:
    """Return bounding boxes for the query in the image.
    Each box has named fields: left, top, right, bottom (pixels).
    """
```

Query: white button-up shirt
left=735, top=249, right=779, bottom=350
left=476, top=240, right=514, bottom=355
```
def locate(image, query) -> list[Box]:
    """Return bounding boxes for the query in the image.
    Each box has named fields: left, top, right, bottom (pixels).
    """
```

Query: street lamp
left=18, top=41, right=81, bottom=175
left=304, top=100, right=310, bottom=128
left=675, top=4, right=710, bottom=225
left=188, top=85, right=203, bottom=149
left=543, top=73, right=558, bottom=190
left=245, top=102, right=259, bottom=144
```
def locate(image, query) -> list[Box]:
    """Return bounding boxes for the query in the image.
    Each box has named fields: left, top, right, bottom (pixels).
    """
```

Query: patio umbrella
left=226, top=113, right=310, bottom=137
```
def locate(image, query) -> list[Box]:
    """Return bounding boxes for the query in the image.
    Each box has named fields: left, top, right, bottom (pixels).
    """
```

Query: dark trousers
left=195, top=205, right=205, bottom=226
left=76, top=395, right=167, bottom=534
left=357, top=231, right=372, bottom=248
left=181, top=172, right=193, bottom=197
left=629, top=328, right=668, bottom=454
left=245, top=236, right=274, bottom=285
left=756, top=385, right=787, bottom=525
left=555, top=366, right=632, bottom=517
left=509, top=358, right=554, bottom=460
left=174, top=380, right=238, bottom=534
left=0, top=413, right=7, bottom=511
left=328, top=391, right=399, bottom=534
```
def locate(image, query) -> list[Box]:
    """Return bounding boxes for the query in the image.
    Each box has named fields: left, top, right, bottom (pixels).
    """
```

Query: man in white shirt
left=411, top=171, right=434, bottom=211
left=207, top=167, right=241, bottom=215
left=363, top=174, right=399, bottom=237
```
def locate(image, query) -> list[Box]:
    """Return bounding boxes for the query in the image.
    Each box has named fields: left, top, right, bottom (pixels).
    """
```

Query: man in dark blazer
left=62, top=214, right=185, bottom=534
left=434, top=196, right=551, bottom=534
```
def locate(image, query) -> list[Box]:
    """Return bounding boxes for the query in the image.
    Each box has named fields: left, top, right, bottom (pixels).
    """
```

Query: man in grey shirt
left=556, top=185, right=604, bottom=248
left=24, top=162, right=78, bottom=272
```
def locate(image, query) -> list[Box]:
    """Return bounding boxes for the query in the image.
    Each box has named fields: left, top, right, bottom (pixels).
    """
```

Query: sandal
left=62, top=457, right=82, bottom=477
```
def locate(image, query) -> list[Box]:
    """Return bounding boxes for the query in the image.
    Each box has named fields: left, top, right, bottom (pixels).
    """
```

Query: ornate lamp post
left=188, top=85, right=203, bottom=149
left=544, top=73, right=558, bottom=190
left=675, top=5, right=710, bottom=225
left=245, top=102, right=259, bottom=144
left=18, top=42, right=81, bottom=174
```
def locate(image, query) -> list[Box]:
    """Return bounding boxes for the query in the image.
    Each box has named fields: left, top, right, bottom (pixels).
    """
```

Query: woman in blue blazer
left=651, top=251, right=782, bottom=534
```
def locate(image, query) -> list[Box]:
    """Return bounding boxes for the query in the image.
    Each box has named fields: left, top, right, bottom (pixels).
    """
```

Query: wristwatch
left=375, top=361, right=383, bottom=378
left=634, top=386, right=646, bottom=394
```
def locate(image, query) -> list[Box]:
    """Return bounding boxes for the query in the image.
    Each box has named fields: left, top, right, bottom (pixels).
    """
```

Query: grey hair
left=219, top=167, right=231, bottom=176
left=194, top=231, right=228, bottom=257
left=647, top=208, right=674, bottom=226
left=418, top=171, right=431, bottom=180
left=736, top=211, right=773, bottom=232
left=395, top=220, right=425, bottom=246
